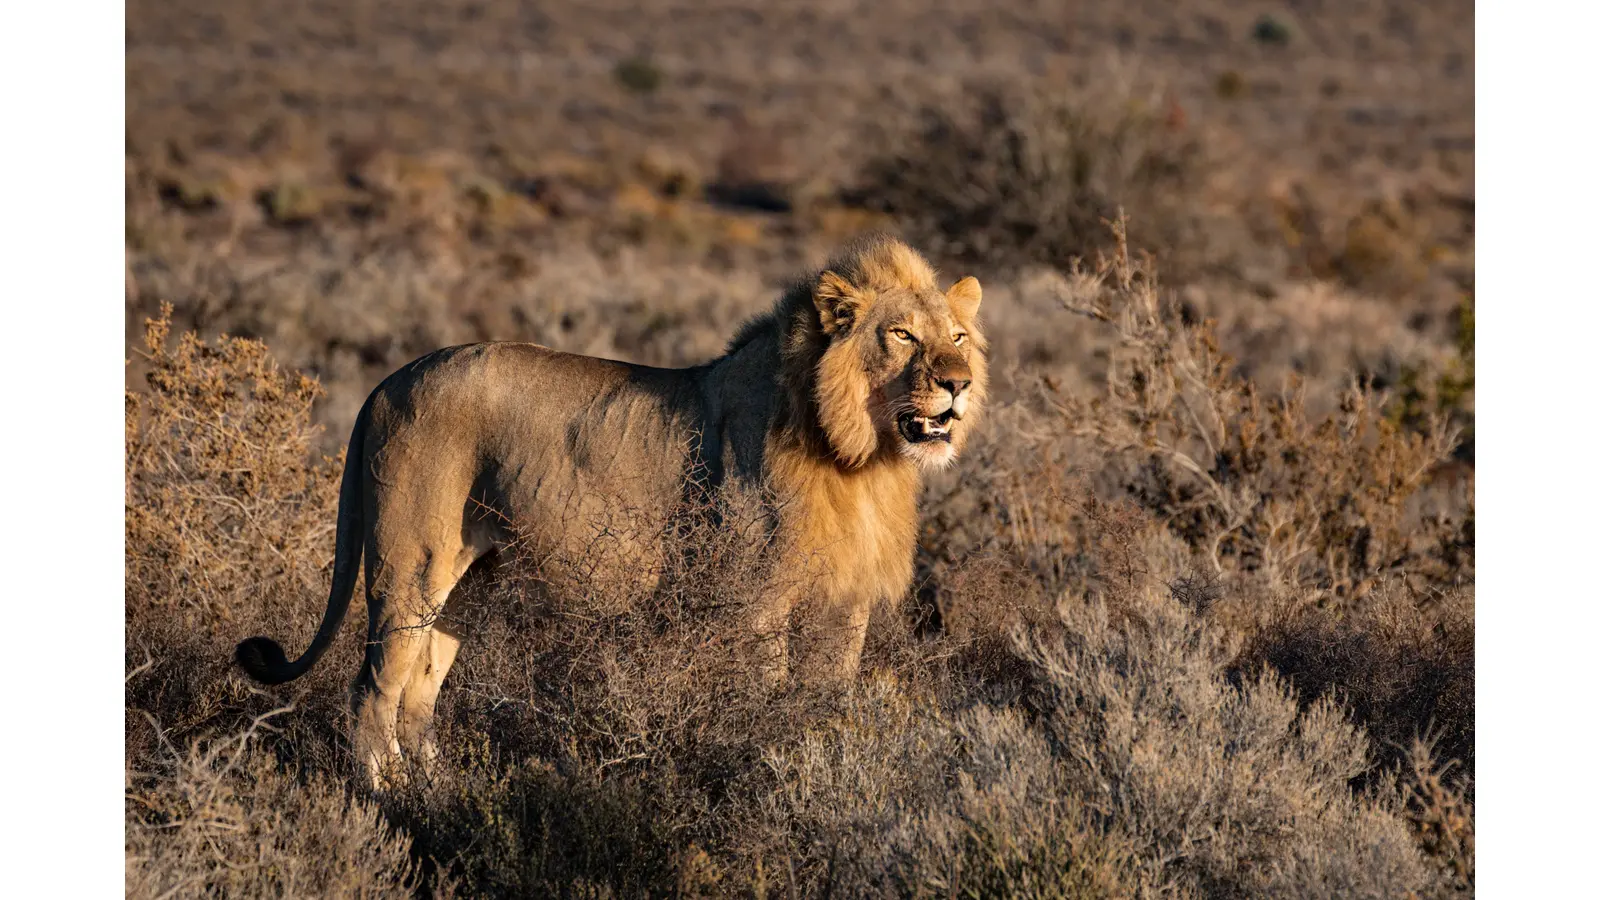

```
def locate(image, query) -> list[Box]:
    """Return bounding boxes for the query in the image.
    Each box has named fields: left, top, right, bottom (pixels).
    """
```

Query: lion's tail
left=235, top=392, right=371, bottom=685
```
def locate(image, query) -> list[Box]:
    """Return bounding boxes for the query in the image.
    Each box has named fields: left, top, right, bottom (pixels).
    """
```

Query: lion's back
left=361, top=342, right=709, bottom=531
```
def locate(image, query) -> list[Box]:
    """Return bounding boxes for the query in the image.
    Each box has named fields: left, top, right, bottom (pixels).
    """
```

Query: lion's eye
left=952, top=332, right=967, bottom=345
left=890, top=328, right=916, bottom=343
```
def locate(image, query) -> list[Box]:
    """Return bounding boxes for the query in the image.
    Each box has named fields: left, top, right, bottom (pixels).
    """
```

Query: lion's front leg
left=792, top=596, right=872, bottom=686
left=747, top=594, right=792, bottom=688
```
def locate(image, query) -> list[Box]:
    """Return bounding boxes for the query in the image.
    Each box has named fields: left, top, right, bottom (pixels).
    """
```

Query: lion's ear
left=947, top=276, right=982, bottom=321
left=815, top=271, right=871, bottom=335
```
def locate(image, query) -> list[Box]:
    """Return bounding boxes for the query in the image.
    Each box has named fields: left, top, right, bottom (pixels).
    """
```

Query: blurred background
left=125, top=0, right=1474, bottom=454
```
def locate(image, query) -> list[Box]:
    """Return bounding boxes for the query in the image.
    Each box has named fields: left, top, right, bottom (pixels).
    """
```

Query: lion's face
left=812, top=273, right=987, bottom=471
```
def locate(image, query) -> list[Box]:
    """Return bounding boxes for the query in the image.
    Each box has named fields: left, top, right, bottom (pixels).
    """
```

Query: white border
left=1476, top=2, right=1600, bottom=895
left=0, top=2, right=125, bottom=892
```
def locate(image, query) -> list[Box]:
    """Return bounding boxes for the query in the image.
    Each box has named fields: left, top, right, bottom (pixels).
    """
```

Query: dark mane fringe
left=724, top=279, right=814, bottom=356
left=724, top=232, right=937, bottom=357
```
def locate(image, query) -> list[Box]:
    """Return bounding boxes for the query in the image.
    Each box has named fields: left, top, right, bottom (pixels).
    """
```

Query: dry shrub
left=126, top=708, right=431, bottom=899
left=124, top=270, right=1470, bottom=895
left=1401, top=734, right=1475, bottom=892
left=763, top=675, right=1153, bottom=898
left=1013, top=582, right=1431, bottom=898
left=856, top=77, right=1213, bottom=276
left=1233, top=585, right=1475, bottom=782
left=125, top=308, right=359, bottom=830
left=121, top=313, right=436, bottom=895
left=757, top=515, right=1439, bottom=898
left=1022, top=226, right=1473, bottom=852
left=916, top=225, right=1473, bottom=891
left=125, top=304, right=340, bottom=620
left=1049, top=219, right=1464, bottom=598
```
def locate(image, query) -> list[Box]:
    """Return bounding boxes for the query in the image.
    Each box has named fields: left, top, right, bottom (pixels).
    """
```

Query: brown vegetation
left=127, top=234, right=1472, bottom=892
left=855, top=78, right=1218, bottom=279
left=126, top=1, right=1472, bottom=895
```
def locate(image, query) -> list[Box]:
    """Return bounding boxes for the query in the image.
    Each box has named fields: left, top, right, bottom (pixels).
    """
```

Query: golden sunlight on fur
left=235, top=235, right=987, bottom=787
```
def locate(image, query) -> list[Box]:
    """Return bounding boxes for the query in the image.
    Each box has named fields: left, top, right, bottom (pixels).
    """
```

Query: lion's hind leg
left=396, top=623, right=462, bottom=771
left=352, top=547, right=464, bottom=789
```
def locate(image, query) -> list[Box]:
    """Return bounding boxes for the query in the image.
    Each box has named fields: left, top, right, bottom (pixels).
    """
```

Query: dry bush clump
left=1009, top=577, right=1431, bottom=898
left=753, top=507, right=1440, bottom=899
left=126, top=309, right=360, bottom=802
left=1012, top=224, right=1473, bottom=824
left=1048, top=219, right=1465, bottom=599
left=125, top=304, right=340, bottom=620
left=1400, top=734, right=1475, bottom=892
left=126, top=708, right=435, bottom=899
left=855, top=78, right=1218, bottom=278
left=912, top=220, right=1473, bottom=889
left=1233, top=585, right=1475, bottom=781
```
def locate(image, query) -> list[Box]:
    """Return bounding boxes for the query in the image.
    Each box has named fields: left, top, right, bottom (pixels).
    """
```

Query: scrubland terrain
left=126, top=1, right=1473, bottom=896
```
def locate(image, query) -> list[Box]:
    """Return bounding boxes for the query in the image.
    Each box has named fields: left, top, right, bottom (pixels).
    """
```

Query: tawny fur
left=236, top=235, right=987, bottom=787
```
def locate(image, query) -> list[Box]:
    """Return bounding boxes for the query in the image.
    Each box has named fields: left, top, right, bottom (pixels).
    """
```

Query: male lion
left=236, top=235, right=987, bottom=786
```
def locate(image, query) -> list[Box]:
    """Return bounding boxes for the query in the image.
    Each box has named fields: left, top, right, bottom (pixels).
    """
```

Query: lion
left=236, top=235, right=987, bottom=786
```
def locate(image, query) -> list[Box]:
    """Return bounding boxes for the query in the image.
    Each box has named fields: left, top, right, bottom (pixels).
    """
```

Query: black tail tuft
left=235, top=637, right=294, bottom=685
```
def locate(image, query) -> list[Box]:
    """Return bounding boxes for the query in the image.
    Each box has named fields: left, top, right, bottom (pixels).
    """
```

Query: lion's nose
left=937, top=376, right=971, bottom=397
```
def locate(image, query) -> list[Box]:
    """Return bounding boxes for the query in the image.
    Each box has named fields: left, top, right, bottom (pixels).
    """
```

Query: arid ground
left=126, top=1, right=1473, bottom=896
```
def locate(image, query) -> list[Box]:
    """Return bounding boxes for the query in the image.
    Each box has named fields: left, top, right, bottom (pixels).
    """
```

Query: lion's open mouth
left=898, top=410, right=956, bottom=444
